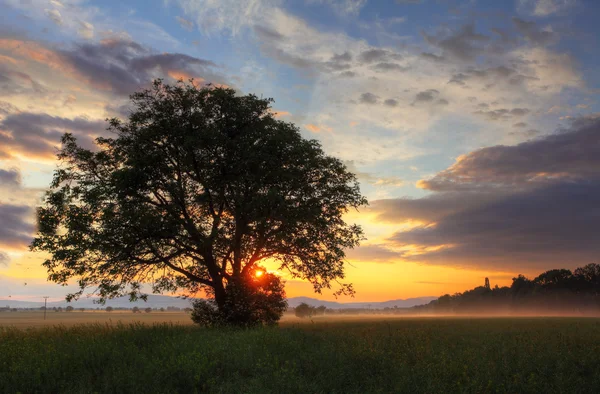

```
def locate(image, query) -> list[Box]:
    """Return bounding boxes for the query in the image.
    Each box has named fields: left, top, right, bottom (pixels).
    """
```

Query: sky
left=0, top=0, right=599, bottom=302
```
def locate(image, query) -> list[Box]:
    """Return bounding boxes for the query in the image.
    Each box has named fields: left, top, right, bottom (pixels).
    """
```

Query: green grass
left=2, top=318, right=600, bottom=393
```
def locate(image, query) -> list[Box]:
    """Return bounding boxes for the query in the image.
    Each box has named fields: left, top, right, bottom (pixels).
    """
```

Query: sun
left=255, top=270, right=264, bottom=278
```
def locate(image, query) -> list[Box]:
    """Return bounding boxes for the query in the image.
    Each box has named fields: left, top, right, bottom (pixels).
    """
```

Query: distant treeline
left=415, top=264, right=600, bottom=314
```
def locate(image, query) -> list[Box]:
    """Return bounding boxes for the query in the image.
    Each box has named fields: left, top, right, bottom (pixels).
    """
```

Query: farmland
left=1, top=316, right=600, bottom=393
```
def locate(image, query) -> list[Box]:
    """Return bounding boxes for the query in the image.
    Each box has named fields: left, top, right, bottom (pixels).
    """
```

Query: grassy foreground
left=2, top=318, right=600, bottom=393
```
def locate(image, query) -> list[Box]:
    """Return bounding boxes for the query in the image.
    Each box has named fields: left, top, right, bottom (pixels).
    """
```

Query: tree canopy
left=31, top=80, right=367, bottom=325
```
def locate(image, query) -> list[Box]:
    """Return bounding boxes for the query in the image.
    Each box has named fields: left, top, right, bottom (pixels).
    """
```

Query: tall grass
left=2, top=318, right=600, bottom=393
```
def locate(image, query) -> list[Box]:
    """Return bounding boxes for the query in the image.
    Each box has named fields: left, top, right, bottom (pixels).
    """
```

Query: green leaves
left=32, top=79, right=367, bottom=319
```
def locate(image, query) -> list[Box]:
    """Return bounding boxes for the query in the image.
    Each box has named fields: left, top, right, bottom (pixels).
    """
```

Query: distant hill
left=286, top=296, right=437, bottom=309
left=0, top=295, right=195, bottom=309
left=0, top=295, right=437, bottom=310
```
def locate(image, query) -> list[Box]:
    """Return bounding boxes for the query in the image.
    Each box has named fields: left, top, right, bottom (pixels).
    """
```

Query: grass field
left=1, top=316, right=600, bottom=393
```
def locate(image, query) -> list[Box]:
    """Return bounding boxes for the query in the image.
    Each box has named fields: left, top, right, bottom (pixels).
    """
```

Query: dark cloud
left=0, top=168, right=21, bottom=186
left=448, top=66, right=536, bottom=88
left=339, top=71, right=356, bottom=78
left=436, top=99, right=449, bottom=106
left=0, top=101, right=19, bottom=116
left=358, top=49, right=401, bottom=64
left=359, top=92, right=379, bottom=104
left=345, top=244, right=402, bottom=263
left=57, top=39, right=222, bottom=96
left=0, top=112, right=105, bottom=158
left=254, top=25, right=285, bottom=42
left=414, top=89, right=439, bottom=103
left=369, top=192, right=502, bottom=223
left=0, top=204, right=34, bottom=250
left=0, top=66, right=47, bottom=96
left=419, top=118, right=600, bottom=192
left=473, top=107, right=530, bottom=121
left=384, top=98, right=398, bottom=107
left=513, top=17, right=556, bottom=46
left=370, top=117, right=600, bottom=271
left=0, top=251, right=9, bottom=266
left=331, top=52, right=352, bottom=62
left=373, top=62, right=408, bottom=72
left=420, top=52, right=445, bottom=63
left=388, top=180, right=600, bottom=270
left=513, top=122, right=528, bottom=128
left=423, top=24, right=491, bottom=61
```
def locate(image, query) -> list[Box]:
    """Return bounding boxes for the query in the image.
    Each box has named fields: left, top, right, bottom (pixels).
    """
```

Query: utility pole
left=43, top=296, right=49, bottom=320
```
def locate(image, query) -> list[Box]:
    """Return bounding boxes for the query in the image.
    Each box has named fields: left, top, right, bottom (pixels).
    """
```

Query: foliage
left=191, top=268, right=287, bottom=327
left=2, top=319, right=600, bottom=393
left=145, top=308, right=152, bottom=313
left=31, top=80, right=366, bottom=326
left=419, top=263, right=600, bottom=313
left=65, top=306, right=74, bottom=312
left=105, top=306, right=113, bottom=312
left=132, top=307, right=140, bottom=314
left=294, top=303, right=327, bottom=318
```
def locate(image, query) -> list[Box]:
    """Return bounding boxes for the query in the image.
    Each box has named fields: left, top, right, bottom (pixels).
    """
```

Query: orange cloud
left=305, top=124, right=332, bottom=133
left=0, top=39, right=67, bottom=71
left=272, top=110, right=291, bottom=118
left=167, top=70, right=205, bottom=84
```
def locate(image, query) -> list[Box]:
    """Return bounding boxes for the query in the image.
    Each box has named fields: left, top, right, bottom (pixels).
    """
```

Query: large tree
left=31, top=80, right=367, bottom=325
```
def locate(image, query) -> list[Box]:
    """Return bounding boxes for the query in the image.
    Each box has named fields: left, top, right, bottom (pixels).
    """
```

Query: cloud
left=473, top=108, right=530, bottom=121
left=423, top=24, right=491, bottom=61
left=358, top=49, right=402, bottom=64
left=344, top=160, right=404, bottom=188
left=176, top=16, right=195, bottom=32
left=384, top=99, right=398, bottom=107
left=0, top=168, right=21, bottom=186
left=45, top=9, right=63, bottom=25
left=518, top=0, right=576, bottom=16
left=359, top=92, right=379, bottom=104
left=306, top=0, right=367, bottom=16
left=0, top=67, right=47, bottom=96
left=388, top=180, right=600, bottom=270
left=78, top=21, right=94, bottom=39
left=512, top=18, right=556, bottom=46
left=56, top=38, right=222, bottom=96
left=172, top=0, right=280, bottom=35
left=331, top=52, right=352, bottom=62
left=0, top=204, right=35, bottom=250
left=0, top=251, right=9, bottom=266
left=414, top=89, right=439, bottom=103
left=420, top=52, right=444, bottom=63
left=373, top=62, right=408, bottom=72
left=0, top=112, right=106, bottom=159
left=345, top=244, right=402, bottom=263
left=418, top=116, right=600, bottom=192
left=367, top=116, right=600, bottom=270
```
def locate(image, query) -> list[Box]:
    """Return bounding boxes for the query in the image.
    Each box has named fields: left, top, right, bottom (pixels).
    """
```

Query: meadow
left=1, top=315, right=600, bottom=393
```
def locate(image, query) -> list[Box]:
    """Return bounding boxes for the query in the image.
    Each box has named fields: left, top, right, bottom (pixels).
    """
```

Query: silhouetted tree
left=294, top=302, right=313, bottom=318
left=145, top=307, right=152, bottom=313
left=191, top=267, right=287, bottom=327
left=105, top=306, right=113, bottom=312
left=65, top=306, right=74, bottom=312
left=31, top=80, right=366, bottom=327
left=132, top=307, right=140, bottom=313
left=417, top=264, right=600, bottom=314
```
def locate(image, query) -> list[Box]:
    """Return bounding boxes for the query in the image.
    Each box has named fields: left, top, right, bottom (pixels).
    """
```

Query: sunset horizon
left=1, top=0, right=599, bottom=304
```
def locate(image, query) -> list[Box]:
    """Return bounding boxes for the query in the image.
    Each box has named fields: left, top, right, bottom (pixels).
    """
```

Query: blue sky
left=1, top=0, right=600, bottom=301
